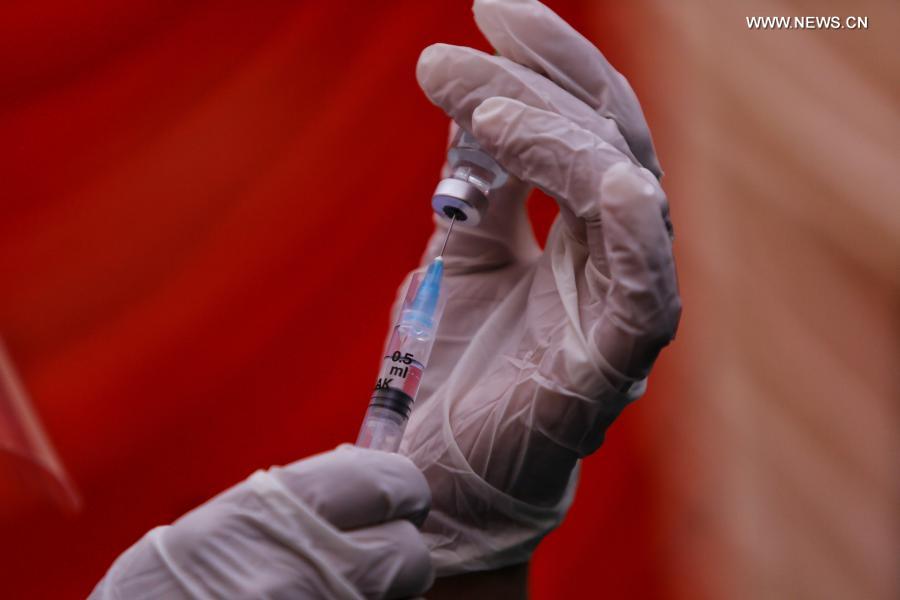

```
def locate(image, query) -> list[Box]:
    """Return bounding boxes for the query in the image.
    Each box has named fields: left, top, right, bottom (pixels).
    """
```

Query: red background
left=0, top=1, right=667, bottom=597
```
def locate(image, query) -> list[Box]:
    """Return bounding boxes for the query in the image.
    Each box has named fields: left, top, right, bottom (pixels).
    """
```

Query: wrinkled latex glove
left=397, top=0, right=681, bottom=575
left=90, top=446, right=434, bottom=600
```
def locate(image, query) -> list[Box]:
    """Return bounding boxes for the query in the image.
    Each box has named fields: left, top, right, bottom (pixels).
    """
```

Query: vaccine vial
left=431, top=128, right=508, bottom=226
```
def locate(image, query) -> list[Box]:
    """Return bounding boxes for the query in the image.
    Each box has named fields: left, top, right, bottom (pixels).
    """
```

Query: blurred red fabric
left=0, top=1, right=665, bottom=597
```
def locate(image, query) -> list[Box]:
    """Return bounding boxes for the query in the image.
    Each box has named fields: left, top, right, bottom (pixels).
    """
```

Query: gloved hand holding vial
left=367, top=0, right=680, bottom=579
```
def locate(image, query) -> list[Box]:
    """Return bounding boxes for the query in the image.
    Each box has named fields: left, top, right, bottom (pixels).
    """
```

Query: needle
left=438, top=214, right=456, bottom=258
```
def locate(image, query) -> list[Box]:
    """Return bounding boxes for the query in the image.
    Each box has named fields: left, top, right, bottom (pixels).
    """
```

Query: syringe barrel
left=356, top=269, right=446, bottom=452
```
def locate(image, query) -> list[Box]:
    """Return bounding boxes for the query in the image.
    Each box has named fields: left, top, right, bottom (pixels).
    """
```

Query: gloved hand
left=397, top=0, right=681, bottom=575
left=90, top=446, right=434, bottom=599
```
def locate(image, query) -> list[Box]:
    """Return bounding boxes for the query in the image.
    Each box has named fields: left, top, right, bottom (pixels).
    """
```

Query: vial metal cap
left=431, top=178, right=487, bottom=226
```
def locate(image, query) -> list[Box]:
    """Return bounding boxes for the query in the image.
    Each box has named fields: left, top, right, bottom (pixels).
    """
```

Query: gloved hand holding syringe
left=357, top=128, right=506, bottom=452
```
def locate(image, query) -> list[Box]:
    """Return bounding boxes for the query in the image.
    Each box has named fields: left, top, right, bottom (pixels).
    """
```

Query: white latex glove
left=397, top=0, right=681, bottom=575
left=90, top=446, right=434, bottom=599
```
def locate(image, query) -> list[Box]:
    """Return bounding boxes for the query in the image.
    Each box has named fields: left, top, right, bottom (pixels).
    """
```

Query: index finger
left=473, top=0, right=661, bottom=177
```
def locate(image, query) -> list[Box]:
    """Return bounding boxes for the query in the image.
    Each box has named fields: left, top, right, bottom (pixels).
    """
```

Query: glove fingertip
left=470, top=96, right=531, bottom=143
left=416, top=43, right=467, bottom=101
left=415, top=43, right=443, bottom=90
left=471, top=96, right=510, bottom=123
left=599, top=162, right=664, bottom=214
left=470, top=96, right=517, bottom=167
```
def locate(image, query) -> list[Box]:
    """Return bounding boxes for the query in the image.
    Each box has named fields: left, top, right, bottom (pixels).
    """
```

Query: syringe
left=356, top=218, right=455, bottom=452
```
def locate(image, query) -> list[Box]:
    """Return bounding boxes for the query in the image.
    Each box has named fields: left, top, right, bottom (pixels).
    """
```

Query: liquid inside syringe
left=356, top=218, right=455, bottom=452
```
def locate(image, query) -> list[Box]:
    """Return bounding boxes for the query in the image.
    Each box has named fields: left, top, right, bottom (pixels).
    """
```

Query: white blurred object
left=0, top=338, right=80, bottom=513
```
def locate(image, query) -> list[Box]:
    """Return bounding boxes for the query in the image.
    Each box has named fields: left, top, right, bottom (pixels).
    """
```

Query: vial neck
left=450, top=164, right=493, bottom=196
